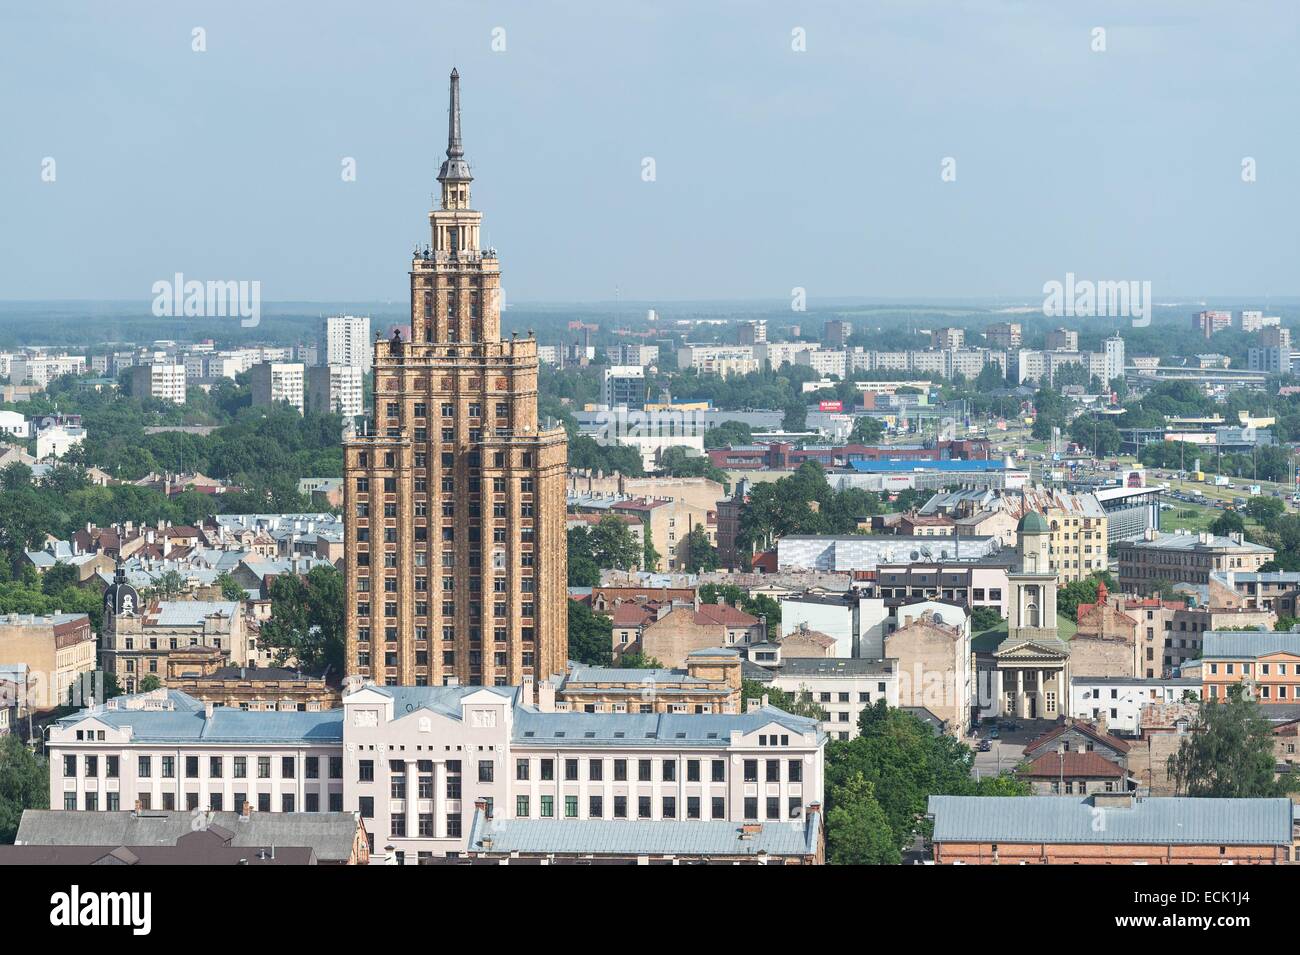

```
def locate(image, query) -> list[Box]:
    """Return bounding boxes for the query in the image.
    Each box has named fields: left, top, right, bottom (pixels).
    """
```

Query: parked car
left=978, top=740, right=992, bottom=752
left=989, top=728, right=1000, bottom=739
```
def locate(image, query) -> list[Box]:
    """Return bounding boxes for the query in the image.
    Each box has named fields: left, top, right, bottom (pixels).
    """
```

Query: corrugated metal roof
left=15, top=809, right=359, bottom=862
left=152, top=601, right=239, bottom=626
left=929, top=795, right=1293, bottom=846
left=1202, top=631, right=1300, bottom=660
left=466, top=810, right=817, bottom=857
left=60, top=691, right=342, bottom=743
left=512, top=706, right=820, bottom=746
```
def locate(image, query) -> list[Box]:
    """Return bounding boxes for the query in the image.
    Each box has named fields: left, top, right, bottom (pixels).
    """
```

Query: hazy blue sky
left=1, top=1, right=1297, bottom=304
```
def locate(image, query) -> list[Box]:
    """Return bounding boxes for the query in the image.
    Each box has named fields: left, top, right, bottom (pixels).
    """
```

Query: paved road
left=966, top=720, right=1059, bottom=779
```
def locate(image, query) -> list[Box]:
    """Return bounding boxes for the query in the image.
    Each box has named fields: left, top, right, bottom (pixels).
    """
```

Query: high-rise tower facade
left=343, top=70, right=568, bottom=687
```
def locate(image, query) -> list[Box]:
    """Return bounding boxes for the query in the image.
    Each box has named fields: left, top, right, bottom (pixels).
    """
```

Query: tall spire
left=438, top=68, right=473, bottom=183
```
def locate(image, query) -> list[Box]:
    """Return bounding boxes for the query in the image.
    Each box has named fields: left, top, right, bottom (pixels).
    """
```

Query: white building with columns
left=987, top=513, right=1071, bottom=721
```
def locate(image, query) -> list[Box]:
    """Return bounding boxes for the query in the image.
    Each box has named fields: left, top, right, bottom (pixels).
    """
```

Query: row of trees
left=824, top=703, right=1029, bottom=864
left=737, top=461, right=884, bottom=554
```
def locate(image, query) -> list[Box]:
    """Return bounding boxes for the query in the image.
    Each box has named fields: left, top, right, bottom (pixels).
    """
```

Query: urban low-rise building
left=47, top=689, right=345, bottom=814
left=928, top=793, right=1293, bottom=864
left=0, top=612, right=96, bottom=710
left=342, top=680, right=824, bottom=862
left=1068, top=676, right=1200, bottom=734
left=1116, top=530, right=1274, bottom=592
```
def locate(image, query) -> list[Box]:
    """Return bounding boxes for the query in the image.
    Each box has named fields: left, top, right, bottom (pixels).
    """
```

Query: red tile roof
left=1018, top=751, right=1125, bottom=779
left=694, top=603, right=759, bottom=627
left=1024, top=721, right=1131, bottom=755
left=611, top=603, right=659, bottom=628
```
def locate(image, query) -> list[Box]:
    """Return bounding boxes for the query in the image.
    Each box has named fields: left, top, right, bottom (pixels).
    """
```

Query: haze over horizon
left=3, top=0, right=1298, bottom=303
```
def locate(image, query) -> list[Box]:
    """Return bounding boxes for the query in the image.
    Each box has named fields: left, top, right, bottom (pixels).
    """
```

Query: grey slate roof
left=928, top=795, right=1293, bottom=846
left=57, top=690, right=341, bottom=744
left=466, top=809, right=818, bottom=858
left=512, top=705, right=822, bottom=747
left=1128, top=531, right=1273, bottom=553
left=1202, top=631, right=1300, bottom=660
left=767, top=657, right=895, bottom=678
left=363, top=684, right=517, bottom=720
left=153, top=601, right=238, bottom=626
left=15, top=809, right=360, bottom=862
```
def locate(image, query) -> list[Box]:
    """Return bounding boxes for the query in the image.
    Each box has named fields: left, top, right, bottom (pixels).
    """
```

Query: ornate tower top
left=437, top=68, right=473, bottom=186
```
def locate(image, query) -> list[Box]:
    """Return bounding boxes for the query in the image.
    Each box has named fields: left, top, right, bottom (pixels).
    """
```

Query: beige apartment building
left=99, top=568, right=257, bottom=693
left=567, top=471, right=725, bottom=515
left=0, top=612, right=96, bottom=710
left=342, top=71, right=568, bottom=688
left=601, top=497, right=716, bottom=573
left=554, top=648, right=743, bottom=714
left=1116, top=530, right=1274, bottom=593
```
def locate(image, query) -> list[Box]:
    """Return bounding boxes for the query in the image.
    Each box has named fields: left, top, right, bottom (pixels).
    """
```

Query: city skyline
left=2, top=1, right=1298, bottom=305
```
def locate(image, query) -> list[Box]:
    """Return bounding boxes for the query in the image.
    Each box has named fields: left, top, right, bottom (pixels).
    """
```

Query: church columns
left=1016, top=668, right=1024, bottom=718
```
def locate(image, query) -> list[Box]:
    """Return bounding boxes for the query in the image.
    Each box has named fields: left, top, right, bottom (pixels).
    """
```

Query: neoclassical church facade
left=988, top=513, right=1071, bottom=720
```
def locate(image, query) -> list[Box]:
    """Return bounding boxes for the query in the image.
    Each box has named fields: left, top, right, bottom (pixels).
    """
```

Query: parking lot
left=967, top=719, right=1057, bottom=779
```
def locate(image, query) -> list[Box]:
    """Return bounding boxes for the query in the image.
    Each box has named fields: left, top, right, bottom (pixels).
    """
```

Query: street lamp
left=1057, top=742, right=1067, bottom=795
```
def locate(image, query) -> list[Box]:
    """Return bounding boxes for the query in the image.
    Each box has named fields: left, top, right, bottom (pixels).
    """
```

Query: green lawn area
left=1160, top=504, right=1218, bottom=533
left=972, top=613, right=1075, bottom=653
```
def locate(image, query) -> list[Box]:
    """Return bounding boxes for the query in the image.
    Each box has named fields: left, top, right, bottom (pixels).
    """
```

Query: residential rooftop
left=929, top=795, right=1293, bottom=846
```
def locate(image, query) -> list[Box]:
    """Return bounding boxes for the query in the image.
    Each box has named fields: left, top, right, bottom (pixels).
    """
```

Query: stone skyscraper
left=343, top=70, right=568, bottom=687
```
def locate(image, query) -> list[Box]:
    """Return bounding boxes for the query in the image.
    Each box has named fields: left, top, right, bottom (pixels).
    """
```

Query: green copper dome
left=1017, top=511, right=1050, bottom=534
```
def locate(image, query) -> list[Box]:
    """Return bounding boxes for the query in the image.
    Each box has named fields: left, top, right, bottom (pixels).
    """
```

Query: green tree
left=40, top=563, right=79, bottom=596
left=615, top=652, right=662, bottom=669
left=740, top=679, right=827, bottom=720
left=970, top=605, right=1004, bottom=632
left=703, top=420, right=753, bottom=449
left=138, top=675, right=162, bottom=692
left=0, top=734, right=48, bottom=843
left=681, top=525, right=719, bottom=574
left=826, top=773, right=899, bottom=865
left=586, top=515, right=643, bottom=572
left=258, top=565, right=345, bottom=674
left=824, top=701, right=1027, bottom=856
left=216, top=572, right=246, bottom=602
left=1057, top=571, right=1117, bottom=622
left=1210, top=509, right=1246, bottom=538
left=567, top=599, right=612, bottom=666
left=1246, top=496, right=1286, bottom=525
left=850, top=416, right=884, bottom=444
left=1167, top=688, right=1281, bottom=797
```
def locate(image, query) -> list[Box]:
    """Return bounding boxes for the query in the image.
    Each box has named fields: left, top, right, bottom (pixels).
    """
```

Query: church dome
left=1017, top=511, right=1050, bottom=534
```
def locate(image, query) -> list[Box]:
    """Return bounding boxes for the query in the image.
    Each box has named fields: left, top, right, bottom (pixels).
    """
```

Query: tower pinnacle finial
left=438, top=68, right=472, bottom=183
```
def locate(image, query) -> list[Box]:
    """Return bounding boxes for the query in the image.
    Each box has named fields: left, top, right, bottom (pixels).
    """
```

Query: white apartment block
left=796, top=348, right=848, bottom=378
left=307, top=364, right=364, bottom=418
left=9, top=354, right=87, bottom=388
left=35, top=425, right=85, bottom=460
left=755, top=342, right=811, bottom=371
left=128, top=363, right=187, bottom=405
left=1068, top=676, right=1200, bottom=734
left=0, top=409, right=27, bottom=438
left=754, top=657, right=900, bottom=741
left=604, top=344, right=660, bottom=367
left=251, top=362, right=305, bottom=413
left=324, top=315, right=373, bottom=372
left=676, top=344, right=759, bottom=378
left=1015, top=348, right=1113, bottom=386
